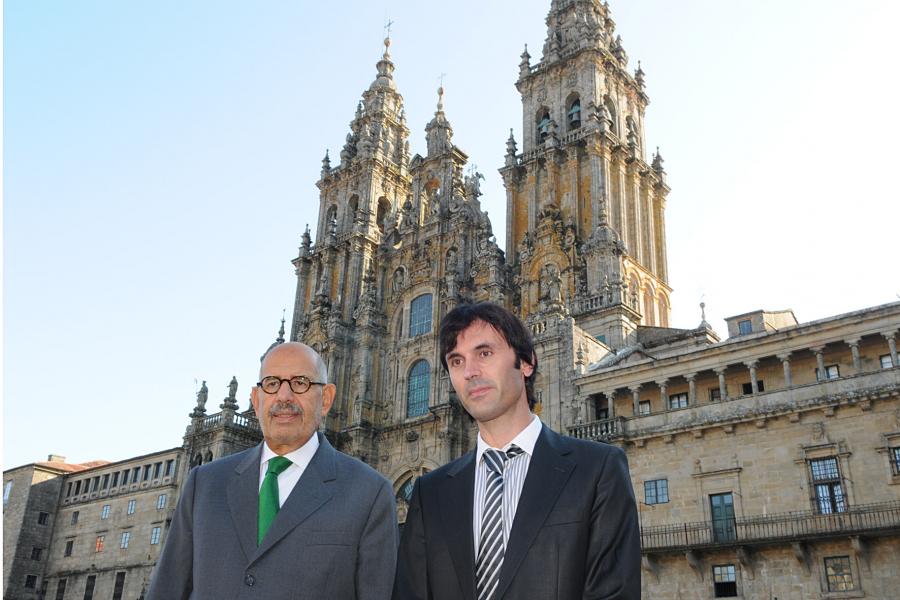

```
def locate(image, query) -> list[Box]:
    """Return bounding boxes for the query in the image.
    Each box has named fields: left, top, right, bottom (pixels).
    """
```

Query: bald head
left=260, top=342, right=328, bottom=383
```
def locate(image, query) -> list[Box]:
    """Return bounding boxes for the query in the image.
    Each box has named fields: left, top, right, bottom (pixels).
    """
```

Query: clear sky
left=5, top=1, right=899, bottom=468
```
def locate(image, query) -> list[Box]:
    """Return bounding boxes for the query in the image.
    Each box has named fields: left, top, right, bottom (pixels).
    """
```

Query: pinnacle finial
left=436, top=85, right=444, bottom=112
left=277, top=310, right=286, bottom=343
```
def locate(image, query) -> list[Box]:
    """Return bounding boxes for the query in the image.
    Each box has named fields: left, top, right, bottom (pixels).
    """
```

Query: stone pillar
left=777, top=353, right=793, bottom=388
left=714, top=367, right=728, bottom=401
left=607, top=391, right=616, bottom=419
left=656, top=379, right=668, bottom=410
left=589, top=150, right=602, bottom=230
left=631, top=385, right=642, bottom=416
left=883, top=332, right=899, bottom=368
left=685, top=373, right=697, bottom=406
left=845, top=339, right=862, bottom=372
left=745, top=360, right=759, bottom=395
left=811, top=346, right=826, bottom=381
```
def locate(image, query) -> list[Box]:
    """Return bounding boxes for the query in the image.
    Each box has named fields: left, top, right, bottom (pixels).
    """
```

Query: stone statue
left=445, top=248, right=458, bottom=273
left=228, top=376, right=238, bottom=400
left=196, top=381, right=208, bottom=411
left=392, top=268, right=405, bottom=293
left=543, top=264, right=563, bottom=305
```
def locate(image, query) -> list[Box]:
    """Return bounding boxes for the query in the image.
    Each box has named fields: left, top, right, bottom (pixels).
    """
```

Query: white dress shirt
left=258, top=434, right=320, bottom=508
left=473, top=414, right=542, bottom=556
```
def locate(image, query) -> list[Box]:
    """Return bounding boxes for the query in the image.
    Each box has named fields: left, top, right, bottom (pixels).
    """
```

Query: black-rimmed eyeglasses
left=256, top=376, right=326, bottom=395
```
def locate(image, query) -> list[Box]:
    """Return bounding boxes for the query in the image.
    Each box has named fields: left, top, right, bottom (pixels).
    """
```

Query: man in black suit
left=393, top=302, right=640, bottom=600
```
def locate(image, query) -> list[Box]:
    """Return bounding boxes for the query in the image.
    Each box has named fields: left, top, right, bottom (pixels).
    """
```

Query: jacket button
left=244, top=573, right=255, bottom=586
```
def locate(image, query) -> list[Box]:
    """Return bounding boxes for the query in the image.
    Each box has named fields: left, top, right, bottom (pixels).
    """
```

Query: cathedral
left=5, top=1, right=899, bottom=599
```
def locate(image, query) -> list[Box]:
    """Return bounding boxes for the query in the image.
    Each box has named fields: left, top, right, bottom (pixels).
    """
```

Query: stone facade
left=4, top=1, right=899, bottom=599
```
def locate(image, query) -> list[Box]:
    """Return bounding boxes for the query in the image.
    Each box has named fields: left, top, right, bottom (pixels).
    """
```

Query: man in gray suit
left=148, top=342, right=397, bottom=600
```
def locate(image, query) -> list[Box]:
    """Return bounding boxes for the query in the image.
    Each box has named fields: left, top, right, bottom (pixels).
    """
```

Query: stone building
left=4, top=1, right=899, bottom=599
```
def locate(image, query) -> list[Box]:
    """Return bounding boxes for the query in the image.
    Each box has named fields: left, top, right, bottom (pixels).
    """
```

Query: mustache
left=269, top=402, right=302, bottom=417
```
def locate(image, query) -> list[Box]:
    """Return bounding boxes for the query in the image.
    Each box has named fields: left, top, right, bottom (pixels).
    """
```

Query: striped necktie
left=475, top=445, right=524, bottom=600
left=258, top=456, right=292, bottom=545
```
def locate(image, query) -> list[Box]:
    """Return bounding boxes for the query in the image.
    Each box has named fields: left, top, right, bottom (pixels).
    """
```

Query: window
left=112, top=572, right=126, bottom=600
left=100, top=505, right=110, bottom=519
left=95, top=535, right=104, bottom=552
left=154, top=462, right=163, bottom=479
left=824, top=556, right=855, bottom=592
left=741, top=380, right=764, bottom=394
left=66, top=482, right=73, bottom=497
left=3, top=480, right=12, bottom=505
left=595, top=334, right=607, bottom=345
left=406, top=360, right=431, bottom=418
left=111, top=472, right=119, bottom=488
left=151, top=526, right=162, bottom=545
left=71, top=511, right=79, bottom=525
left=55, top=578, right=67, bottom=600
left=638, top=400, right=651, bottom=415
left=31, top=547, right=43, bottom=561
left=738, top=319, right=752, bottom=335
left=64, top=540, right=74, bottom=557
left=668, top=392, right=688, bottom=409
left=120, top=531, right=131, bottom=549
left=91, top=476, right=100, bottom=491
left=409, top=294, right=433, bottom=337
left=881, top=354, right=894, bottom=369
left=397, top=477, right=416, bottom=504
left=817, top=364, right=840, bottom=381
left=537, top=109, right=551, bottom=141
left=127, top=499, right=136, bottom=515
left=101, top=474, right=109, bottom=490
left=713, top=564, right=737, bottom=597
left=143, top=464, right=152, bottom=481
left=132, top=467, right=140, bottom=482
left=74, top=481, right=82, bottom=495
left=644, top=479, right=669, bottom=505
left=710, top=493, right=736, bottom=542
left=38, top=512, right=50, bottom=525
left=157, top=494, right=167, bottom=510
left=891, top=447, right=900, bottom=476
left=83, top=574, right=96, bottom=600
left=810, top=457, right=846, bottom=514
left=121, top=470, right=129, bottom=486
left=165, top=459, right=175, bottom=477
left=567, top=98, right=581, bottom=130
left=24, top=575, right=37, bottom=589
left=709, top=388, right=722, bottom=402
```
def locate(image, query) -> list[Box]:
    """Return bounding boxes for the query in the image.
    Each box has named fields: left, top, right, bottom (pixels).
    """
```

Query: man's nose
left=276, top=380, right=295, bottom=400
left=463, top=362, right=480, bottom=380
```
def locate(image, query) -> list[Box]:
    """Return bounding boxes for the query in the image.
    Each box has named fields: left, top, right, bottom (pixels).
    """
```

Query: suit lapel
left=438, top=451, right=478, bottom=600
left=251, top=433, right=336, bottom=563
left=226, top=443, right=264, bottom=562
left=495, top=426, right=574, bottom=600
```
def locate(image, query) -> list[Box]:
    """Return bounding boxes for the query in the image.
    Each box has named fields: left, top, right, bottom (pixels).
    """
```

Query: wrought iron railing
left=641, top=500, right=900, bottom=552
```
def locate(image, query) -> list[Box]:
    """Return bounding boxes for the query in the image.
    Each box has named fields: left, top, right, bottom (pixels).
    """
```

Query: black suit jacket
left=393, top=425, right=640, bottom=600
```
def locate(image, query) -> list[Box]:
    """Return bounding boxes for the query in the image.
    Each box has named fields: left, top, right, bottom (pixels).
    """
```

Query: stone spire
left=370, top=37, right=396, bottom=91
left=505, top=129, right=518, bottom=167
left=539, top=0, right=611, bottom=66
left=299, top=224, right=311, bottom=258
left=425, top=86, right=454, bottom=157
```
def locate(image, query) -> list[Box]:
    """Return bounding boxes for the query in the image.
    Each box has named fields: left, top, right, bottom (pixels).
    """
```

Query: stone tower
left=290, top=39, right=510, bottom=487
left=499, top=0, right=671, bottom=349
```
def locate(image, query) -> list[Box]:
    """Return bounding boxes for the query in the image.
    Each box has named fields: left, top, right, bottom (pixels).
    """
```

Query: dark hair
left=438, top=302, right=538, bottom=410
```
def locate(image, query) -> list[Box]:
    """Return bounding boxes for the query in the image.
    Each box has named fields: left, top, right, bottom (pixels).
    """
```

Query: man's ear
left=520, top=352, right=536, bottom=378
left=250, top=386, right=260, bottom=415
left=321, top=383, right=336, bottom=416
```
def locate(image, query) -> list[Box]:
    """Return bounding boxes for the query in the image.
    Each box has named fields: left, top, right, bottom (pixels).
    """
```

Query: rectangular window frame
left=71, top=511, right=79, bottom=525
left=881, top=354, right=894, bottom=369
left=164, top=459, right=175, bottom=477
left=824, top=555, right=855, bottom=592
left=644, top=479, right=669, bottom=505
left=738, top=319, right=752, bottom=335
left=638, top=400, right=651, bottom=415
left=150, top=526, right=162, bottom=545
left=31, top=547, right=43, bottom=561
left=3, top=480, right=12, bottom=505
left=712, top=564, right=738, bottom=597
left=127, top=499, right=136, bottom=515
left=810, top=457, right=846, bottom=514
left=83, top=574, right=96, bottom=600
left=55, top=578, right=67, bottom=600
left=101, top=504, right=110, bottom=519
left=668, top=392, right=688, bottom=410
left=157, top=494, right=167, bottom=510
left=24, top=574, right=38, bottom=589
left=95, top=535, right=105, bottom=553
left=64, top=539, right=74, bottom=557
left=38, top=511, right=50, bottom=525
left=120, top=531, right=131, bottom=549
left=112, top=572, right=126, bottom=600
left=891, top=447, right=900, bottom=477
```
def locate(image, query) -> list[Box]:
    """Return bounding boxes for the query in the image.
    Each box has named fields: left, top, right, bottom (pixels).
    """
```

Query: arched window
left=409, top=294, right=433, bottom=337
left=396, top=475, right=416, bottom=503
left=643, top=288, right=656, bottom=326
left=603, top=96, right=618, bottom=135
left=536, top=109, right=551, bottom=142
left=204, top=450, right=213, bottom=464
left=567, top=98, right=581, bottom=130
left=325, top=204, right=337, bottom=226
left=348, top=195, right=359, bottom=226
left=376, top=197, right=391, bottom=234
left=407, top=360, right=430, bottom=418
left=658, top=294, right=670, bottom=328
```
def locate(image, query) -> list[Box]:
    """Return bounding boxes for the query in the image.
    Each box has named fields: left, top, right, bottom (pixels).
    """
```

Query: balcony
left=568, top=417, right=624, bottom=441
left=640, top=500, right=900, bottom=553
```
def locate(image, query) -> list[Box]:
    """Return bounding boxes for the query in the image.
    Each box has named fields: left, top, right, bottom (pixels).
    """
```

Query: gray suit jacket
left=147, top=434, right=398, bottom=600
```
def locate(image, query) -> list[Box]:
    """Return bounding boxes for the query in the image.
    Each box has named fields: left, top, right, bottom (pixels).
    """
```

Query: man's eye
left=480, top=350, right=493, bottom=358
left=449, top=358, right=462, bottom=367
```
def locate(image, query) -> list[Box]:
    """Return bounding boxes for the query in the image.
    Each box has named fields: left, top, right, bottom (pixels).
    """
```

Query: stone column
left=656, top=379, right=669, bottom=410
left=607, top=391, right=616, bottom=419
left=883, top=332, right=899, bottom=368
left=714, top=367, right=728, bottom=401
left=745, top=360, right=759, bottom=395
left=845, top=339, right=862, bottom=372
left=685, top=373, right=697, bottom=406
left=777, top=353, right=793, bottom=388
left=631, top=385, right=642, bottom=416
left=811, top=346, right=826, bottom=381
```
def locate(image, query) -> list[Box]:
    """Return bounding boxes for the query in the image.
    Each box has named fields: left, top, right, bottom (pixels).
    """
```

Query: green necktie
left=258, top=456, right=293, bottom=545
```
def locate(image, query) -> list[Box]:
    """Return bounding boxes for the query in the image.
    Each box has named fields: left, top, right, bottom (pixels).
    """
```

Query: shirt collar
left=476, top=414, right=542, bottom=464
left=260, top=433, right=320, bottom=470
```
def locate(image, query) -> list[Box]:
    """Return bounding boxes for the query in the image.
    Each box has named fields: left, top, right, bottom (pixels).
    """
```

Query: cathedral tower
left=500, top=0, right=671, bottom=348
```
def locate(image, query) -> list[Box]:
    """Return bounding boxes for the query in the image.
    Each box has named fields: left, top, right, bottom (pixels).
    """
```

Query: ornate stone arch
left=565, top=92, right=581, bottom=131
left=643, top=283, right=656, bottom=326
left=658, top=292, right=670, bottom=328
